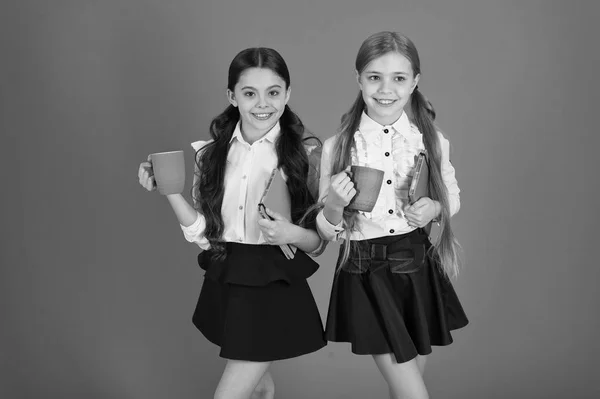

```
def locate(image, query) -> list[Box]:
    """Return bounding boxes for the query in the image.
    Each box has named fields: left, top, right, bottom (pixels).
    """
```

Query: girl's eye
left=368, top=75, right=380, bottom=81
left=395, top=76, right=406, bottom=82
left=269, top=91, right=280, bottom=97
left=243, top=92, right=255, bottom=97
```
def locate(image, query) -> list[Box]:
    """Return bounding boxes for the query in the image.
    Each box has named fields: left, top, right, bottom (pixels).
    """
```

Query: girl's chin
left=240, top=118, right=278, bottom=135
left=367, top=108, right=403, bottom=123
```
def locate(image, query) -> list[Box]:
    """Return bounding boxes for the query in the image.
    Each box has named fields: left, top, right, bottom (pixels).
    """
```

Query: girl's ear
left=411, top=73, right=421, bottom=94
left=284, top=86, right=291, bottom=105
left=227, top=89, right=237, bottom=107
left=355, top=70, right=362, bottom=90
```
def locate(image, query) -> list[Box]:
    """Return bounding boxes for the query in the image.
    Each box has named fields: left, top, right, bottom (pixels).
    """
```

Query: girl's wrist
left=324, top=200, right=344, bottom=215
left=323, top=202, right=344, bottom=226
left=288, top=224, right=306, bottom=246
left=288, top=224, right=320, bottom=252
left=432, top=200, right=441, bottom=222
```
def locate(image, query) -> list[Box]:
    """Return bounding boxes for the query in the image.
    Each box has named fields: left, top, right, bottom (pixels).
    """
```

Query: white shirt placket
left=381, top=126, right=397, bottom=234
left=236, top=144, right=254, bottom=242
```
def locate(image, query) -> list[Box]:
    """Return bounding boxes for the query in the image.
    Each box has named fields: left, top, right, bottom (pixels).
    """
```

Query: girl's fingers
left=143, top=176, right=156, bottom=191
left=138, top=163, right=148, bottom=180
left=333, top=174, right=349, bottom=187
left=258, top=219, right=271, bottom=228
left=343, top=184, right=353, bottom=197
left=139, top=163, right=153, bottom=181
left=142, top=171, right=153, bottom=186
left=347, top=188, right=357, bottom=200
left=342, top=179, right=355, bottom=192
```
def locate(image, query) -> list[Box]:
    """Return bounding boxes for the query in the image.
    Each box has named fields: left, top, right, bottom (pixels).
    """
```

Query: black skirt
left=325, top=229, right=468, bottom=363
left=192, top=243, right=326, bottom=362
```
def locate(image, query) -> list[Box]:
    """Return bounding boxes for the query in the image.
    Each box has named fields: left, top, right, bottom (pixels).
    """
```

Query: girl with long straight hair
left=316, top=32, right=468, bottom=398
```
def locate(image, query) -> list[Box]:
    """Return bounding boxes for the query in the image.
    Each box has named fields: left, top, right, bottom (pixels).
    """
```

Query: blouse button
left=385, top=152, right=390, bottom=157
left=239, top=205, right=243, bottom=210
left=389, top=229, right=395, bottom=234
left=388, top=209, right=394, bottom=214
left=383, top=129, right=389, bottom=134
left=242, top=175, right=247, bottom=179
left=387, top=179, right=392, bottom=185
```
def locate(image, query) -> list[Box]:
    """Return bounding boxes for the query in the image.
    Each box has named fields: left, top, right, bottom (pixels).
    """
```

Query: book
left=408, top=151, right=432, bottom=235
left=408, top=151, right=429, bottom=204
left=259, top=169, right=297, bottom=259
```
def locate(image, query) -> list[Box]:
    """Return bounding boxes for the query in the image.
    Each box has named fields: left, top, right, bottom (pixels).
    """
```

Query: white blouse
left=180, top=121, right=321, bottom=250
left=316, top=111, right=460, bottom=241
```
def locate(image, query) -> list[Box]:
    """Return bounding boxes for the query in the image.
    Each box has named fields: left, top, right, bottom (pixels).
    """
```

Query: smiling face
left=227, top=67, right=290, bottom=139
left=358, top=51, right=420, bottom=126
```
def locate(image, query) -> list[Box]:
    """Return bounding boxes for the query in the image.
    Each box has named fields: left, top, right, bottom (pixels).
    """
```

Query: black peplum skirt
left=192, top=243, right=326, bottom=362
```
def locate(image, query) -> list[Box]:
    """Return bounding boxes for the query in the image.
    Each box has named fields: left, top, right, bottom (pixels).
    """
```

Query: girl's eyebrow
left=240, top=84, right=283, bottom=91
left=364, top=70, right=409, bottom=75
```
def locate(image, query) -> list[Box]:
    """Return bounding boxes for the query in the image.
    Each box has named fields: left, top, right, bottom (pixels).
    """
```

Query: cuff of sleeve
left=180, top=212, right=210, bottom=249
left=316, top=210, right=344, bottom=241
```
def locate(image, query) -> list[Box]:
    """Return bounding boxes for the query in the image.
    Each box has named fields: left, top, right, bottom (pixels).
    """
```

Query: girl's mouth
left=374, top=99, right=397, bottom=106
left=251, top=112, right=274, bottom=121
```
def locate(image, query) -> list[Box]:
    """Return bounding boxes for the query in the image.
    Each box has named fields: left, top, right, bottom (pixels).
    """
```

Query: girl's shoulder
left=409, top=121, right=451, bottom=147
left=303, top=136, right=322, bottom=157
left=435, top=130, right=451, bottom=149
left=191, top=139, right=214, bottom=153
left=322, top=133, right=342, bottom=153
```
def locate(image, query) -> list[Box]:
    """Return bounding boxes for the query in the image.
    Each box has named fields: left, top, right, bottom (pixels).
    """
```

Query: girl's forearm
left=323, top=202, right=344, bottom=226
left=289, top=224, right=323, bottom=253
left=166, top=194, right=198, bottom=226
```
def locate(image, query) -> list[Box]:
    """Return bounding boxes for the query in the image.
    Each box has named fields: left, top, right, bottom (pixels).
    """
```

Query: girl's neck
left=240, top=123, right=275, bottom=145
left=365, top=110, right=404, bottom=127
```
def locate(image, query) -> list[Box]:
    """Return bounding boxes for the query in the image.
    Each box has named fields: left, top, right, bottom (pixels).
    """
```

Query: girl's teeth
left=254, top=113, right=271, bottom=119
left=377, top=99, right=394, bottom=105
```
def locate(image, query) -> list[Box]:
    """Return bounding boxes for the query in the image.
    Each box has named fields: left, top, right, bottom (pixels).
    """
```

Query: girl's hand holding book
left=404, top=197, right=440, bottom=228
left=258, top=207, right=294, bottom=246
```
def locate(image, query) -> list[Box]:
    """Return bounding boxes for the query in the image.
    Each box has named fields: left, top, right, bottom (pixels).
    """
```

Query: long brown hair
left=331, top=32, right=462, bottom=278
left=193, top=48, right=320, bottom=261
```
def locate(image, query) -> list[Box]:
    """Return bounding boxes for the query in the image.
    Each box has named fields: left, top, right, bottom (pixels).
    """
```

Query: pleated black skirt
left=192, top=243, right=326, bottom=362
left=325, top=228, right=468, bottom=363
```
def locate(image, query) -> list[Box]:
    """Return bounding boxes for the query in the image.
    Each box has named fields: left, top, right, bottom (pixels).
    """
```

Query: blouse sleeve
left=315, top=136, right=345, bottom=241
left=179, top=140, right=212, bottom=250
left=302, top=139, right=328, bottom=256
left=437, top=132, right=461, bottom=217
left=304, top=140, right=322, bottom=201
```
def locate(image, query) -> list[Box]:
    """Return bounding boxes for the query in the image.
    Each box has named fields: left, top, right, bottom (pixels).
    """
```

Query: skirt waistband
left=341, top=229, right=431, bottom=274
left=198, top=243, right=319, bottom=286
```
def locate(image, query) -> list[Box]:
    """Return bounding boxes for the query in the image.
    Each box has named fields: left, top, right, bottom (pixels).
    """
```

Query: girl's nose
left=257, top=95, right=268, bottom=108
left=378, top=78, right=392, bottom=94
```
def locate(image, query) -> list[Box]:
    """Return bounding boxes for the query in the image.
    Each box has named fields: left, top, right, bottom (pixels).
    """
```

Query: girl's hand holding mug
left=325, top=170, right=356, bottom=211
left=138, top=155, right=156, bottom=192
left=138, top=151, right=185, bottom=195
